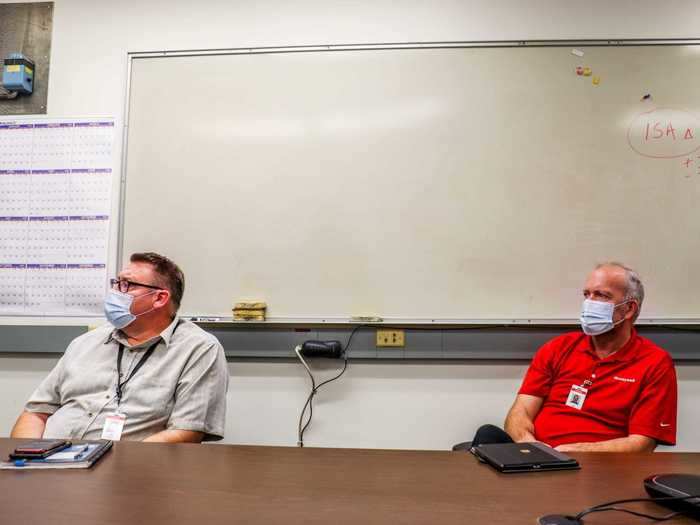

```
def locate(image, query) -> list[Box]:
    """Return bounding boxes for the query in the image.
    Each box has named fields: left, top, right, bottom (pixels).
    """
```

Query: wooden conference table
left=1, top=438, right=699, bottom=525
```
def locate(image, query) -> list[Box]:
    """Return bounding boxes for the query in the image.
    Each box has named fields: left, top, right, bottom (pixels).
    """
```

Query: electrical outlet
left=376, top=329, right=405, bottom=347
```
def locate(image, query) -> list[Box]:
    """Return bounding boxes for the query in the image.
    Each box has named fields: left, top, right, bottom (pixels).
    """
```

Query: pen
left=190, top=316, right=222, bottom=322
left=73, top=444, right=90, bottom=459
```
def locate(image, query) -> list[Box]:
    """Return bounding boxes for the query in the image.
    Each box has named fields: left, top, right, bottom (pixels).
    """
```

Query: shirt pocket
left=61, top=358, right=114, bottom=400
left=120, top=377, right=176, bottom=422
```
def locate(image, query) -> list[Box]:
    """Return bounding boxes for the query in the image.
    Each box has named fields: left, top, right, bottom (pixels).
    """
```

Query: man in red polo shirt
left=503, top=262, right=677, bottom=452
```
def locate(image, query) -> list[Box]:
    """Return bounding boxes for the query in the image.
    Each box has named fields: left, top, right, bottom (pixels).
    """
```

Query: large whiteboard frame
left=119, top=39, right=700, bottom=325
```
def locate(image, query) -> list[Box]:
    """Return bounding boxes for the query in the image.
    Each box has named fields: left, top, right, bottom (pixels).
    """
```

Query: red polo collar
left=580, top=328, right=640, bottom=363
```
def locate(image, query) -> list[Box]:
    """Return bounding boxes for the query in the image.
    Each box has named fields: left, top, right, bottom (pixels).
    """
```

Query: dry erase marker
left=190, top=316, right=222, bottom=322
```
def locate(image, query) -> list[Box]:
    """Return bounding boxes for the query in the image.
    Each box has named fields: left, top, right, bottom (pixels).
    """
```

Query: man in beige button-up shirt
left=11, top=252, right=228, bottom=443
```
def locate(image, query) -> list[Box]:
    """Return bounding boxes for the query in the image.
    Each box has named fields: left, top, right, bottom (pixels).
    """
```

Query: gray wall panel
left=317, top=328, right=377, bottom=359
left=211, top=327, right=314, bottom=357
left=2, top=324, right=700, bottom=360
left=443, top=328, right=566, bottom=359
left=403, top=330, right=443, bottom=359
left=639, top=329, right=700, bottom=361
left=0, top=325, right=86, bottom=353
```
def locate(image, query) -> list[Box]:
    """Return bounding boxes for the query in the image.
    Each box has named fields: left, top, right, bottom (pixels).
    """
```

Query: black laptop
left=472, top=442, right=580, bottom=473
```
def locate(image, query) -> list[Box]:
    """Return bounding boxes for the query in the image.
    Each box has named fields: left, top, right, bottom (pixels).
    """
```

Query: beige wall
left=2, top=354, right=699, bottom=451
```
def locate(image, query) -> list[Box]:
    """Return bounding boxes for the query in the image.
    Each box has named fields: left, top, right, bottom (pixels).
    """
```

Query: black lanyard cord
left=115, top=319, right=181, bottom=404
left=116, top=340, right=160, bottom=404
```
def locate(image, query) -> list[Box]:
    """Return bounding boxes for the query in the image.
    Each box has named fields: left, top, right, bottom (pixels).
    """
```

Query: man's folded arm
left=504, top=394, right=544, bottom=442
left=11, top=352, right=65, bottom=439
left=555, top=434, right=656, bottom=453
left=142, top=429, right=204, bottom=443
left=11, top=410, right=50, bottom=439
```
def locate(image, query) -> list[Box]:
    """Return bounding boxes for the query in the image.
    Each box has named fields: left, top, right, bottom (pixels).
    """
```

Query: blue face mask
left=104, top=289, right=157, bottom=329
left=579, top=299, right=631, bottom=336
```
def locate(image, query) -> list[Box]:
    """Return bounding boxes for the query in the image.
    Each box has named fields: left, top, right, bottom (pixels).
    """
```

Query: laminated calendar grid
left=0, top=118, right=115, bottom=315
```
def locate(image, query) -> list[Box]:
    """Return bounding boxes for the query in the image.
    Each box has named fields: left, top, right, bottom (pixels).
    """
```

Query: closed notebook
left=0, top=440, right=113, bottom=470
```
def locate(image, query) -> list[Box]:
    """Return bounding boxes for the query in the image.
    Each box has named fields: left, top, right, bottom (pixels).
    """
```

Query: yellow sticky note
left=592, top=76, right=601, bottom=85
left=583, top=67, right=592, bottom=76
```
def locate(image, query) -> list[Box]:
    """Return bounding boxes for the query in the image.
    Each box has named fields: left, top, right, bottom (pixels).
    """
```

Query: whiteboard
left=122, top=44, right=700, bottom=321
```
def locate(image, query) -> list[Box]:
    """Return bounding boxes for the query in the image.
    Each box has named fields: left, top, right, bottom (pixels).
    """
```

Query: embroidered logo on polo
left=613, top=376, right=636, bottom=383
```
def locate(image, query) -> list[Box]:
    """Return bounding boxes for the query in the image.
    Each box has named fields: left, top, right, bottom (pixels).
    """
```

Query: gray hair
left=596, top=262, right=644, bottom=319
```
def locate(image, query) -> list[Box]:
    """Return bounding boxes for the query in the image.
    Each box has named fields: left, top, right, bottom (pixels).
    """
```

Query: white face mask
left=103, top=289, right=158, bottom=329
left=579, top=299, right=632, bottom=336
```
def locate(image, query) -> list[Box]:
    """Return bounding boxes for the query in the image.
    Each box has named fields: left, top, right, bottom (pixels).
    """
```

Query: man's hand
left=555, top=434, right=656, bottom=453
left=10, top=411, right=50, bottom=438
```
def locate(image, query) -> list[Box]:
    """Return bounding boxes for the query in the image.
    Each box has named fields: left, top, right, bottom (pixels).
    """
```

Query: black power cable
left=541, top=494, right=700, bottom=524
left=296, top=324, right=362, bottom=447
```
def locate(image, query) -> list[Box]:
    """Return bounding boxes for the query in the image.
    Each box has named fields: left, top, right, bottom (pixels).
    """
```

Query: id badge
left=565, top=384, right=588, bottom=410
left=101, top=413, right=127, bottom=441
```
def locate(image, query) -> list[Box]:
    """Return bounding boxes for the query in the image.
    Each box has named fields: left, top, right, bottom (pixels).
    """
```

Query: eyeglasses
left=110, top=278, right=163, bottom=294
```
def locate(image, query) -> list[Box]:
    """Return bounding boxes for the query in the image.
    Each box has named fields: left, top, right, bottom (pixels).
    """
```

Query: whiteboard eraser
left=351, top=315, right=384, bottom=323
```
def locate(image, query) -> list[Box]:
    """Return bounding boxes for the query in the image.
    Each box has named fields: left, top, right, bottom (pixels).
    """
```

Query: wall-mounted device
left=2, top=53, right=35, bottom=97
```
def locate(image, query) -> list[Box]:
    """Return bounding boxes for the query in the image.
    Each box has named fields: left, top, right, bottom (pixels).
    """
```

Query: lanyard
left=114, top=319, right=180, bottom=405
left=116, top=340, right=160, bottom=405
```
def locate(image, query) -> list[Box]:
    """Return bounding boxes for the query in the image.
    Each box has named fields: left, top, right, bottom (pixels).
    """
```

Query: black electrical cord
left=558, top=493, right=700, bottom=524
left=296, top=324, right=363, bottom=447
left=299, top=362, right=345, bottom=439
left=295, top=346, right=316, bottom=446
left=576, top=505, right=679, bottom=522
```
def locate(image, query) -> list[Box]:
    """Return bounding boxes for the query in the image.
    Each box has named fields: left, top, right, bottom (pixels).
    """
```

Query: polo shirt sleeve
left=628, top=354, right=677, bottom=446
left=167, top=339, right=228, bottom=441
left=518, top=339, right=558, bottom=398
left=25, top=354, right=66, bottom=415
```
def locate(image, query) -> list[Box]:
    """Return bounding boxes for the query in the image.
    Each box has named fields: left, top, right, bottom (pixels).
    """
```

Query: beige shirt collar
left=104, top=316, right=180, bottom=350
